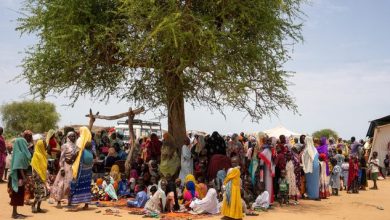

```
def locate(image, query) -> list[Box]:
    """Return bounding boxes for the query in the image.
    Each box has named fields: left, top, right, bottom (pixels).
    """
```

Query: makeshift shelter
left=263, top=125, right=300, bottom=138
left=367, top=115, right=390, bottom=167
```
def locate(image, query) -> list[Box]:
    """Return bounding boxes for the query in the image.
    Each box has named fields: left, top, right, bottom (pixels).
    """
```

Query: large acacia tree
left=17, top=0, right=304, bottom=147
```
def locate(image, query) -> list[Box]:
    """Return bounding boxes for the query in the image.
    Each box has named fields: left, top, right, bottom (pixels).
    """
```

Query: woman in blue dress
left=302, top=137, right=320, bottom=200
left=69, top=127, right=93, bottom=210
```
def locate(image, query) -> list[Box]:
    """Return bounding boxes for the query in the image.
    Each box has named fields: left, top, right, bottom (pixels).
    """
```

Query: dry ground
left=1, top=178, right=389, bottom=220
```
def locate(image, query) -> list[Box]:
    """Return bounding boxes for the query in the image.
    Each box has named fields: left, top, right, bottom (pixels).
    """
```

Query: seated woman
left=144, top=180, right=167, bottom=214
left=110, top=165, right=120, bottom=182
left=183, top=181, right=198, bottom=208
left=190, top=188, right=219, bottom=214
left=127, top=185, right=149, bottom=208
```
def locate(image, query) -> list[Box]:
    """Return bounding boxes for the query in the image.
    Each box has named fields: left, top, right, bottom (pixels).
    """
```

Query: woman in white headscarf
left=302, top=137, right=320, bottom=200
left=190, top=188, right=219, bottom=214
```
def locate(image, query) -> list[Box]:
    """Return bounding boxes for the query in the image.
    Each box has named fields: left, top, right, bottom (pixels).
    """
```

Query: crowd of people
left=0, top=126, right=385, bottom=219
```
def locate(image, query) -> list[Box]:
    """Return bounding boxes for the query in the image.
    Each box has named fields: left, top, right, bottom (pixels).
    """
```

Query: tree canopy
left=312, top=129, right=339, bottom=140
left=17, top=0, right=304, bottom=145
left=0, top=100, right=60, bottom=135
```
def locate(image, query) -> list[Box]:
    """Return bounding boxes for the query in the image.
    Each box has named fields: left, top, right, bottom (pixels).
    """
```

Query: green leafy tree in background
left=16, top=0, right=304, bottom=147
left=312, top=128, right=339, bottom=140
left=0, top=100, right=60, bottom=135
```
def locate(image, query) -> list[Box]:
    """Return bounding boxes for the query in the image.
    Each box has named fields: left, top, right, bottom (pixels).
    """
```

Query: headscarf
left=130, top=169, right=139, bottom=179
left=216, top=170, right=227, bottom=183
left=158, top=180, right=167, bottom=209
left=317, top=137, right=330, bottom=175
left=63, top=132, right=77, bottom=161
left=110, top=164, right=120, bottom=181
left=197, top=183, right=208, bottom=199
left=195, top=135, right=206, bottom=154
left=302, top=137, right=317, bottom=173
left=46, top=129, right=56, bottom=147
left=10, top=138, right=32, bottom=192
left=186, top=181, right=196, bottom=198
left=185, top=174, right=196, bottom=183
left=190, top=188, right=219, bottom=214
left=72, top=127, right=92, bottom=179
left=31, top=140, right=48, bottom=182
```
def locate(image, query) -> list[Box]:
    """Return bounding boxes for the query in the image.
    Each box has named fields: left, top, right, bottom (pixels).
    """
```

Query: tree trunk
left=166, top=72, right=187, bottom=151
left=125, top=108, right=136, bottom=176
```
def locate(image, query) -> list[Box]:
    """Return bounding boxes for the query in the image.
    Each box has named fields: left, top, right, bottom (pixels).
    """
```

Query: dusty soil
left=1, top=178, right=389, bottom=220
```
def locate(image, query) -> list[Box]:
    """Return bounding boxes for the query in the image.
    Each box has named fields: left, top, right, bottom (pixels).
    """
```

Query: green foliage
left=0, top=100, right=60, bottom=134
left=16, top=0, right=304, bottom=120
left=312, top=129, right=339, bottom=140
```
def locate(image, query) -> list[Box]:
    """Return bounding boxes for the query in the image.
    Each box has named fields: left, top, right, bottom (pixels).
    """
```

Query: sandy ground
left=1, top=179, right=389, bottom=220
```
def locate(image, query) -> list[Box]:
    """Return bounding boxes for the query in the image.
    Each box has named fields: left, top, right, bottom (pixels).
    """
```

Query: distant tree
left=0, top=100, right=60, bottom=134
left=16, top=0, right=304, bottom=148
left=312, top=129, right=339, bottom=140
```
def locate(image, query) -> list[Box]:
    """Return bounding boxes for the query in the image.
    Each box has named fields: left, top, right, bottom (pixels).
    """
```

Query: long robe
left=179, top=144, right=193, bottom=183
left=258, top=147, right=275, bottom=204
left=51, top=137, right=77, bottom=202
left=316, top=137, right=330, bottom=176
left=222, top=167, right=243, bottom=219
left=190, top=188, right=219, bottom=214
left=305, top=154, right=320, bottom=199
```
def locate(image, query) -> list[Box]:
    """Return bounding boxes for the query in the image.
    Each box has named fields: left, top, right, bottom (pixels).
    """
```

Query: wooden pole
left=85, top=107, right=144, bottom=176
left=125, top=108, right=136, bottom=175
left=88, top=109, right=99, bottom=131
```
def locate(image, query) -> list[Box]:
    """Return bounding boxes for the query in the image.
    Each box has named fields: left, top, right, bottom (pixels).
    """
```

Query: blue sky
left=1, top=0, right=389, bottom=139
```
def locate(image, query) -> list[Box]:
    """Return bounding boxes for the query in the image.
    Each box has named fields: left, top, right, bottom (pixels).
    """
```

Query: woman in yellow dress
left=222, top=167, right=243, bottom=219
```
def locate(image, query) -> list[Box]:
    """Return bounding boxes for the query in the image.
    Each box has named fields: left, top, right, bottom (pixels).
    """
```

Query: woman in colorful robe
left=52, top=132, right=77, bottom=208
left=258, top=139, right=275, bottom=204
left=69, top=127, right=93, bottom=210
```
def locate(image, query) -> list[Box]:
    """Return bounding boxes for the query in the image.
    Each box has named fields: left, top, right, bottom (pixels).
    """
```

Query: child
left=127, top=184, right=149, bottom=208
left=330, top=158, right=341, bottom=196
left=285, top=152, right=299, bottom=204
left=278, top=170, right=289, bottom=206
left=4, top=145, right=12, bottom=181
left=148, top=176, right=158, bottom=196
left=369, top=151, right=380, bottom=190
left=135, top=176, right=145, bottom=194
left=242, top=180, right=254, bottom=206
left=319, top=153, right=330, bottom=198
left=118, top=174, right=130, bottom=198
left=348, top=156, right=359, bottom=194
left=341, top=157, right=349, bottom=190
